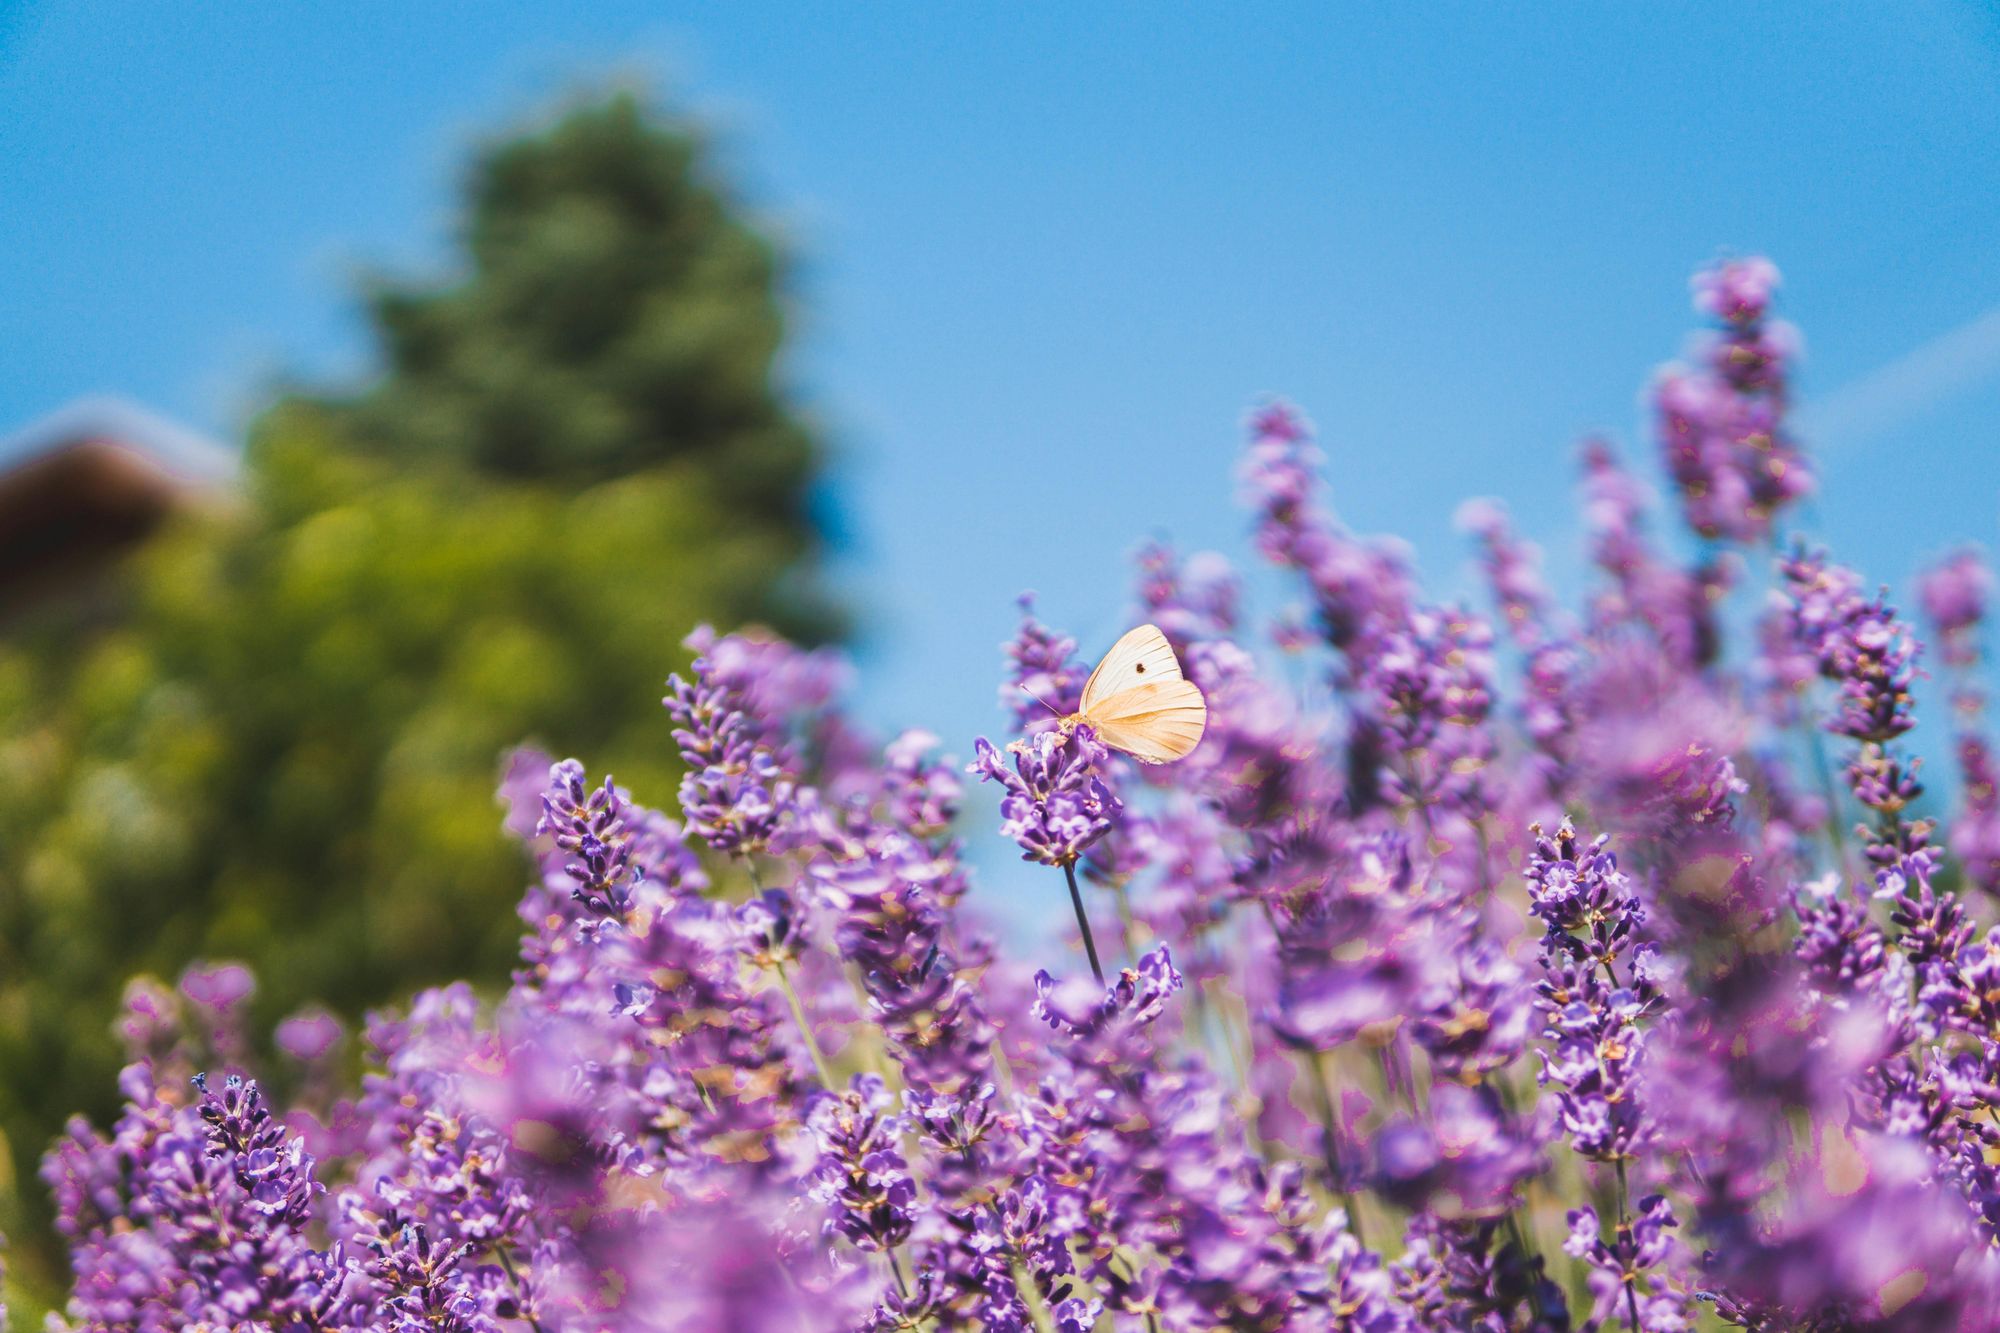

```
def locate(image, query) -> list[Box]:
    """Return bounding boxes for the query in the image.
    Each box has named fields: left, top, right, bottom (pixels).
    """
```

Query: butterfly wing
left=1083, top=679, right=1207, bottom=764
left=1080, top=624, right=1185, bottom=715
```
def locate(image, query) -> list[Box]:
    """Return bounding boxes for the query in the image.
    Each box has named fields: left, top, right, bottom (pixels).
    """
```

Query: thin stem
left=1111, top=880, right=1142, bottom=964
left=989, top=1036, right=1020, bottom=1099
left=1305, top=1049, right=1366, bottom=1248
left=1615, top=1159, right=1644, bottom=1333
left=1503, top=1210, right=1549, bottom=1328
left=1108, top=1252, right=1163, bottom=1333
left=1804, top=721, right=1849, bottom=865
left=888, top=1248, right=911, bottom=1299
left=740, top=849, right=838, bottom=1090
left=963, top=1154, right=1058, bottom=1333
left=1011, top=1259, right=1060, bottom=1333
left=1402, top=748, right=1439, bottom=856
left=773, top=958, right=837, bottom=1090
left=841, top=962, right=901, bottom=1087
left=1401, top=1041, right=1430, bottom=1121
left=496, top=1247, right=549, bottom=1333
left=1473, top=816, right=1495, bottom=900
left=1061, top=857, right=1106, bottom=985
left=1366, top=1017, right=1428, bottom=1124
left=1488, top=1069, right=1555, bottom=1321
left=1205, top=978, right=1265, bottom=1157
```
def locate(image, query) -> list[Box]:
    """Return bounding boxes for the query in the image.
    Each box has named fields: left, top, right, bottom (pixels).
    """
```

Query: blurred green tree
left=0, top=89, right=837, bottom=1298
left=322, top=92, right=832, bottom=547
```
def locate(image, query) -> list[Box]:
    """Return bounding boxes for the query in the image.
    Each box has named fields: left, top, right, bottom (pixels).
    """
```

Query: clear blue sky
left=7, top=2, right=2000, bottom=775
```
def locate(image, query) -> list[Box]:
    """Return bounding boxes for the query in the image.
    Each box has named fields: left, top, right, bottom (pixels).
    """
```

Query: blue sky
left=7, top=2, right=2000, bottom=787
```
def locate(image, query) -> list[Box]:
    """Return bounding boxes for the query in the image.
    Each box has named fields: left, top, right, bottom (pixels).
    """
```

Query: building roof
left=0, top=397, right=240, bottom=621
left=0, top=395, right=238, bottom=486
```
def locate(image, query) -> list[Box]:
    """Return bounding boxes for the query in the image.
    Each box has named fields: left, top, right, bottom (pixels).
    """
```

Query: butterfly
left=1061, top=624, right=1207, bottom=764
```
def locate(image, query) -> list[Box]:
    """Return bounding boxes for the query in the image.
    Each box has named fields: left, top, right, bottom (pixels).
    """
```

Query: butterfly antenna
left=1017, top=683, right=1063, bottom=717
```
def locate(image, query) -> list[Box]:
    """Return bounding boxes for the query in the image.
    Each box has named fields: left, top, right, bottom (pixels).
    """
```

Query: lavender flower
left=54, top=1067, right=350, bottom=1330
left=969, top=727, right=1121, bottom=867
left=196, top=1073, right=325, bottom=1227
left=1411, top=933, right=1534, bottom=1084
left=1031, top=946, right=1184, bottom=1039
left=1954, top=735, right=2000, bottom=895
left=1565, top=1195, right=1689, bottom=1333
left=1920, top=550, right=2000, bottom=895
left=1001, top=595, right=1087, bottom=733
left=806, top=1075, right=918, bottom=1252
left=1352, top=603, right=1497, bottom=824
left=1372, top=1083, right=1542, bottom=1220
left=348, top=1212, right=495, bottom=1333
left=1241, top=398, right=1412, bottom=651
left=1793, top=565, right=1920, bottom=748
left=1580, top=438, right=1719, bottom=668
left=1527, top=820, right=1660, bottom=1166
left=1919, top=548, right=1991, bottom=673
left=1134, top=539, right=1240, bottom=649
left=1654, top=255, right=1810, bottom=544
left=537, top=759, right=642, bottom=918
left=663, top=629, right=801, bottom=855
left=878, top=728, right=962, bottom=839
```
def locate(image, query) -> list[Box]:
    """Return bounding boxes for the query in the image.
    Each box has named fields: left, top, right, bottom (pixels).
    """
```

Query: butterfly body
left=1063, top=624, right=1207, bottom=764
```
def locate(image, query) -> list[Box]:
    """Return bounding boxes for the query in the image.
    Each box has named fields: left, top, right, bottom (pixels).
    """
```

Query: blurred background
left=5, top=0, right=2000, bottom=1306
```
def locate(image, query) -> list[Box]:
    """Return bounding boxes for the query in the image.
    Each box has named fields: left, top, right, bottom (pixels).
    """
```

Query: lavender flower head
left=1654, top=254, right=1810, bottom=544
left=1805, top=578, right=1920, bottom=746
left=1918, top=548, right=1991, bottom=664
left=969, top=725, right=1121, bottom=867
left=1566, top=1195, right=1689, bottom=1331
left=1032, top=946, right=1185, bottom=1038
left=804, top=1074, right=917, bottom=1252
left=663, top=632, right=797, bottom=855
left=1240, top=398, right=1412, bottom=650
left=1001, top=595, right=1086, bottom=733
left=537, top=759, right=642, bottom=918
left=1527, top=820, right=1661, bottom=1165
left=1692, top=254, right=1779, bottom=325
left=1919, top=553, right=1996, bottom=879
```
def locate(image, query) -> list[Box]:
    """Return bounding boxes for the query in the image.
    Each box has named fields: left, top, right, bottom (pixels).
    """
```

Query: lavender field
left=23, top=257, right=2000, bottom=1332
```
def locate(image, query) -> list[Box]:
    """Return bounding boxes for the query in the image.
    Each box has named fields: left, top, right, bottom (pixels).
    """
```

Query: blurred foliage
left=324, top=90, right=829, bottom=519
left=0, top=89, right=838, bottom=1297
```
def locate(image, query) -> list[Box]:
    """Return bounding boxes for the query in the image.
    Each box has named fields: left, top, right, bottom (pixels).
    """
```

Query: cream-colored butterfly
left=1061, top=624, right=1207, bottom=764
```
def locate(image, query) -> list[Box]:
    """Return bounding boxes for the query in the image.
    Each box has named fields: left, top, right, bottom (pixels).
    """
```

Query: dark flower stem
left=1615, top=1159, right=1643, bottom=1333
left=1504, top=1210, right=1549, bottom=1327
left=1493, top=1074, right=1551, bottom=1325
left=1061, top=857, right=1106, bottom=985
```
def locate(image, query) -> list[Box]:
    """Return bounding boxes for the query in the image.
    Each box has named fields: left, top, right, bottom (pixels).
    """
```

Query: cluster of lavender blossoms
left=31, top=256, right=2000, bottom=1332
